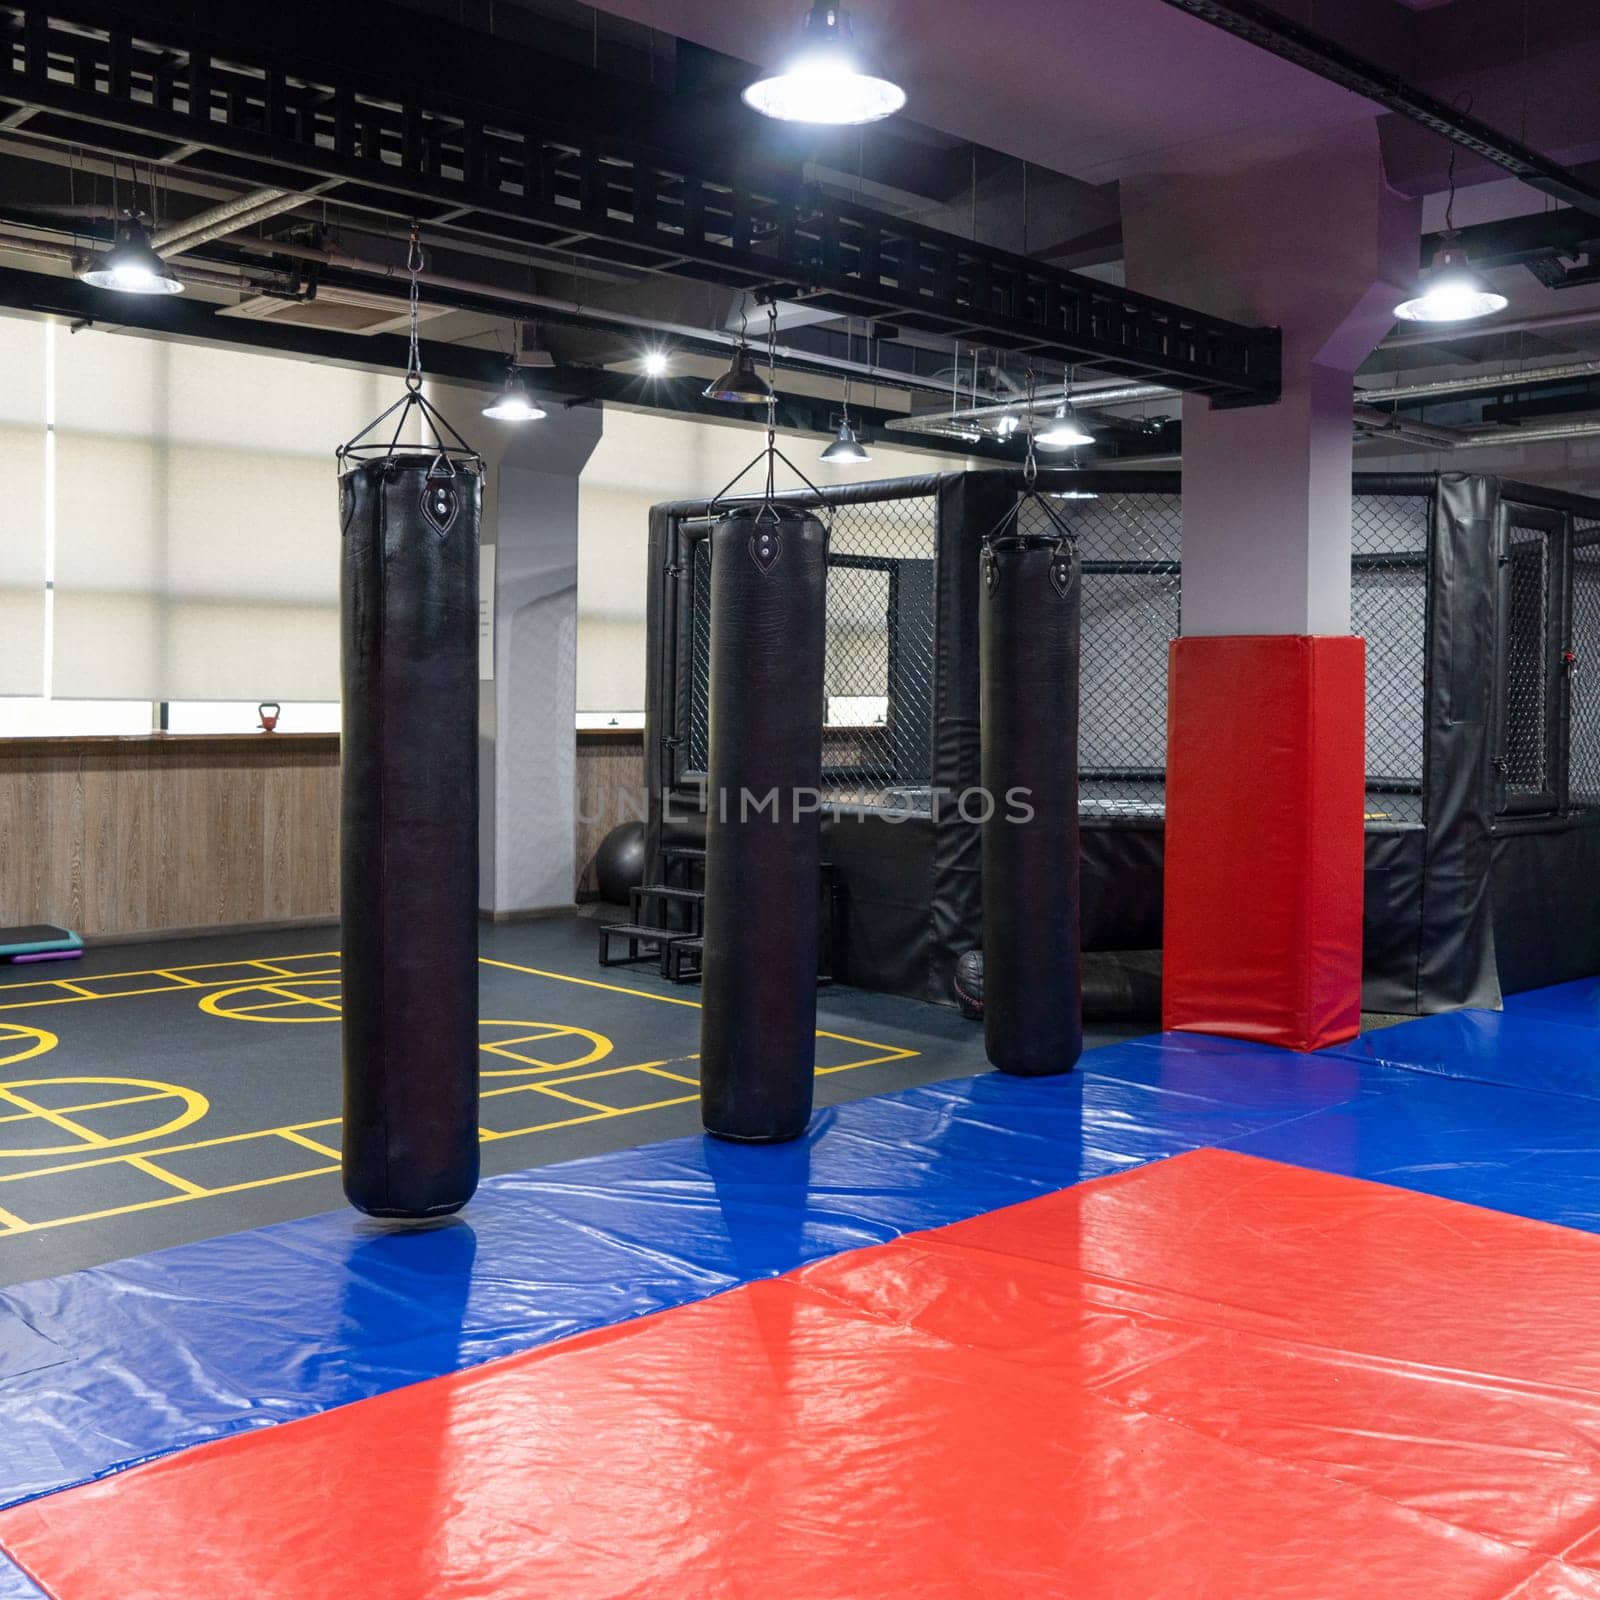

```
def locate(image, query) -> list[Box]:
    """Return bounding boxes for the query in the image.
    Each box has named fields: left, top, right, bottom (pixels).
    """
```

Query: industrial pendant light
left=821, top=415, right=869, bottom=463
left=743, top=4, right=907, bottom=126
left=1394, top=142, right=1505, bottom=325
left=1393, top=236, right=1508, bottom=323
left=482, top=369, right=546, bottom=422
left=1035, top=401, right=1093, bottom=450
left=482, top=323, right=547, bottom=422
left=821, top=333, right=871, bottom=463
left=79, top=214, right=183, bottom=295
left=703, top=342, right=773, bottom=404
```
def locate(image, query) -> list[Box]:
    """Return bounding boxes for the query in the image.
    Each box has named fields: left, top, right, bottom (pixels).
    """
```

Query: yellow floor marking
left=0, top=959, right=342, bottom=1013
left=477, top=1020, right=612, bottom=1075
left=0, top=947, right=922, bottom=1238
left=277, top=1128, right=343, bottom=1161
left=125, top=1155, right=207, bottom=1197
left=0, top=1088, right=173, bottom=1127
left=0, top=1086, right=109, bottom=1149
left=200, top=982, right=345, bottom=1022
left=521, top=1083, right=619, bottom=1114
left=0, top=1024, right=59, bottom=1069
left=478, top=956, right=704, bottom=1010
left=634, top=1063, right=703, bottom=1088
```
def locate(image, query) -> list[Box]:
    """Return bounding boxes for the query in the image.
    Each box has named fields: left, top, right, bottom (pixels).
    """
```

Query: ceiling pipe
left=1450, top=417, right=1600, bottom=450
left=1352, top=404, right=1472, bottom=449
left=1355, top=403, right=1600, bottom=451
left=157, top=194, right=321, bottom=255
left=217, top=233, right=994, bottom=401
left=1357, top=359, right=1600, bottom=405
left=888, top=382, right=1175, bottom=439
left=1381, top=304, right=1600, bottom=349
left=0, top=219, right=979, bottom=401
left=151, top=189, right=293, bottom=251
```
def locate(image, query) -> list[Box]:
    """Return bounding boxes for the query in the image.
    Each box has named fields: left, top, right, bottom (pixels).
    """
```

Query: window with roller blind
left=51, top=326, right=387, bottom=702
left=0, top=315, right=47, bottom=697
left=0, top=312, right=390, bottom=710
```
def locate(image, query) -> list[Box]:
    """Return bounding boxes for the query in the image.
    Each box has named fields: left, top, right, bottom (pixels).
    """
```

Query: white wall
left=575, top=406, right=953, bottom=713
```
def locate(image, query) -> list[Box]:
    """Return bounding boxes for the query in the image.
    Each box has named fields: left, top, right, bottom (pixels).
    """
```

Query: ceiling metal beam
left=0, top=262, right=1070, bottom=462
left=1420, top=209, right=1600, bottom=272
left=1155, top=0, right=1600, bottom=223
left=0, top=0, right=1280, bottom=404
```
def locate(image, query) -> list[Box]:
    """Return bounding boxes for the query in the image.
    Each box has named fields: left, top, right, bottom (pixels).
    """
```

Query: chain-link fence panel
left=1572, top=524, right=1600, bottom=808
left=1021, top=490, right=1180, bottom=819
left=682, top=478, right=1440, bottom=826
left=683, top=496, right=940, bottom=807
left=1351, top=495, right=1429, bottom=824
left=687, top=533, right=712, bottom=774
left=1504, top=521, right=1552, bottom=801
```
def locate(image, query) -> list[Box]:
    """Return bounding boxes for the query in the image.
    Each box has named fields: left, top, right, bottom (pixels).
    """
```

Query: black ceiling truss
left=1156, top=0, right=1600, bottom=224
left=0, top=1, right=1279, bottom=405
left=0, top=261, right=1184, bottom=464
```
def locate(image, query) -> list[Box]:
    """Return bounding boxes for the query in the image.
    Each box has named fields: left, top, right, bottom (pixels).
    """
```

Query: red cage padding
left=11, top=1148, right=1600, bottom=1597
left=1164, top=633, right=1366, bottom=1050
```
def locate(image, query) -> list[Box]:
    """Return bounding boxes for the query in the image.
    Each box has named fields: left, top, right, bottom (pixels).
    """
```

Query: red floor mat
left=9, top=1148, right=1600, bottom=1599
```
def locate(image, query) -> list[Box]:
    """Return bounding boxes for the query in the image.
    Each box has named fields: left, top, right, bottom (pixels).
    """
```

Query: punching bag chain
left=1021, top=366, right=1039, bottom=491
left=982, top=364, right=1076, bottom=551
left=764, top=300, right=779, bottom=502
left=706, top=294, right=831, bottom=535
left=337, top=220, right=482, bottom=473
left=404, top=223, right=425, bottom=394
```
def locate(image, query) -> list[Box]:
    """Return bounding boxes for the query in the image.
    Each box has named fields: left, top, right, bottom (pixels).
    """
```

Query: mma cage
left=643, top=470, right=1600, bottom=1014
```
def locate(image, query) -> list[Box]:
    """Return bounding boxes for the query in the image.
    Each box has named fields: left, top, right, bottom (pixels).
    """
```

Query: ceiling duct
left=218, top=285, right=452, bottom=336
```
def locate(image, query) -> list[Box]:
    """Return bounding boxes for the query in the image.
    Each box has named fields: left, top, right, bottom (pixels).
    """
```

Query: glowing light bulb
left=744, top=4, right=906, bottom=126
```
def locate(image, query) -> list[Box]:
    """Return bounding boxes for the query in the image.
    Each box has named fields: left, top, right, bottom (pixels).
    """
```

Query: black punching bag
left=340, top=453, right=481, bottom=1216
left=980, top=531, right=1084, bottom=1076
left=700, top=506, right=827, bottom=1141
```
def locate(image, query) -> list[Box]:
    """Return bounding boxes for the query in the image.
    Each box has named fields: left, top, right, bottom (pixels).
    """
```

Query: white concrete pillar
left=430, top=382, right=603, bottom=917
left=1121, top=122, right=1418, bottom=1050
left=1123, top=121, right=1419, bottom=636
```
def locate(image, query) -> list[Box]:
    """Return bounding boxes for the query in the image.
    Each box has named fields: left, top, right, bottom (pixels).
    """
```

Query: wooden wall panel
left=575, top=731, right=645, bottom=897
left=0, top=735, right=340, bottom=939
left=1, top=731, right=635, bottom=936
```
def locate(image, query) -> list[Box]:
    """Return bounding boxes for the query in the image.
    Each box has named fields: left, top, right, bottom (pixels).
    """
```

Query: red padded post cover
left=1163, top=635, right=1365, bottom=1052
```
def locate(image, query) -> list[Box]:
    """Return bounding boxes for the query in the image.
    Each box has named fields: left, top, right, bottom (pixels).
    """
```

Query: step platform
left=0, top=925, right=83, bottom=964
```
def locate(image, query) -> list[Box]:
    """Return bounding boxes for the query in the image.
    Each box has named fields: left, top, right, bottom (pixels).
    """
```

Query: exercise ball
left=595, top=821, right=647, bottom=905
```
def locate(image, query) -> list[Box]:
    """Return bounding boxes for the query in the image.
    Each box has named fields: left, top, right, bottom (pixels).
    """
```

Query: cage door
left=1573, top=524, right=1600, bottom=810
left=1495, top=503, right=1566, bottom=816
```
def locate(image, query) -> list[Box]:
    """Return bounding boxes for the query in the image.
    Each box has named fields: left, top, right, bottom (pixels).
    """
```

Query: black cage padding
left=643, top=468, right=1600, bottom=1014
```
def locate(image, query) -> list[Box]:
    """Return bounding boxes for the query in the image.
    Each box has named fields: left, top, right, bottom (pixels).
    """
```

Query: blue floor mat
left=1326, top=1004, right=1600, bottom=1102
left=2, top=989, right=1599, bottom=1524
left=0, top=1032, right=1378, bottom=1511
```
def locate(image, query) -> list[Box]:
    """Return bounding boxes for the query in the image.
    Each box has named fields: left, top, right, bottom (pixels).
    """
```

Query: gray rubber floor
left=0, top=914, right=1142, bottom=1284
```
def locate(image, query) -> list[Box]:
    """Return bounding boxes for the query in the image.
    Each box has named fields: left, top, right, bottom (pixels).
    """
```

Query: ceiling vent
left=219, top=285, right=451, bottom=335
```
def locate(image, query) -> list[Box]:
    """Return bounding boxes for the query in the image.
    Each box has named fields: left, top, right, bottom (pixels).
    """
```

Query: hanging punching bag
left=340, top=453, right=481, bottom=1216
left=980, top=527, right=1084, bottom=1076
left=700, top=505, right=828, bottom=1141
